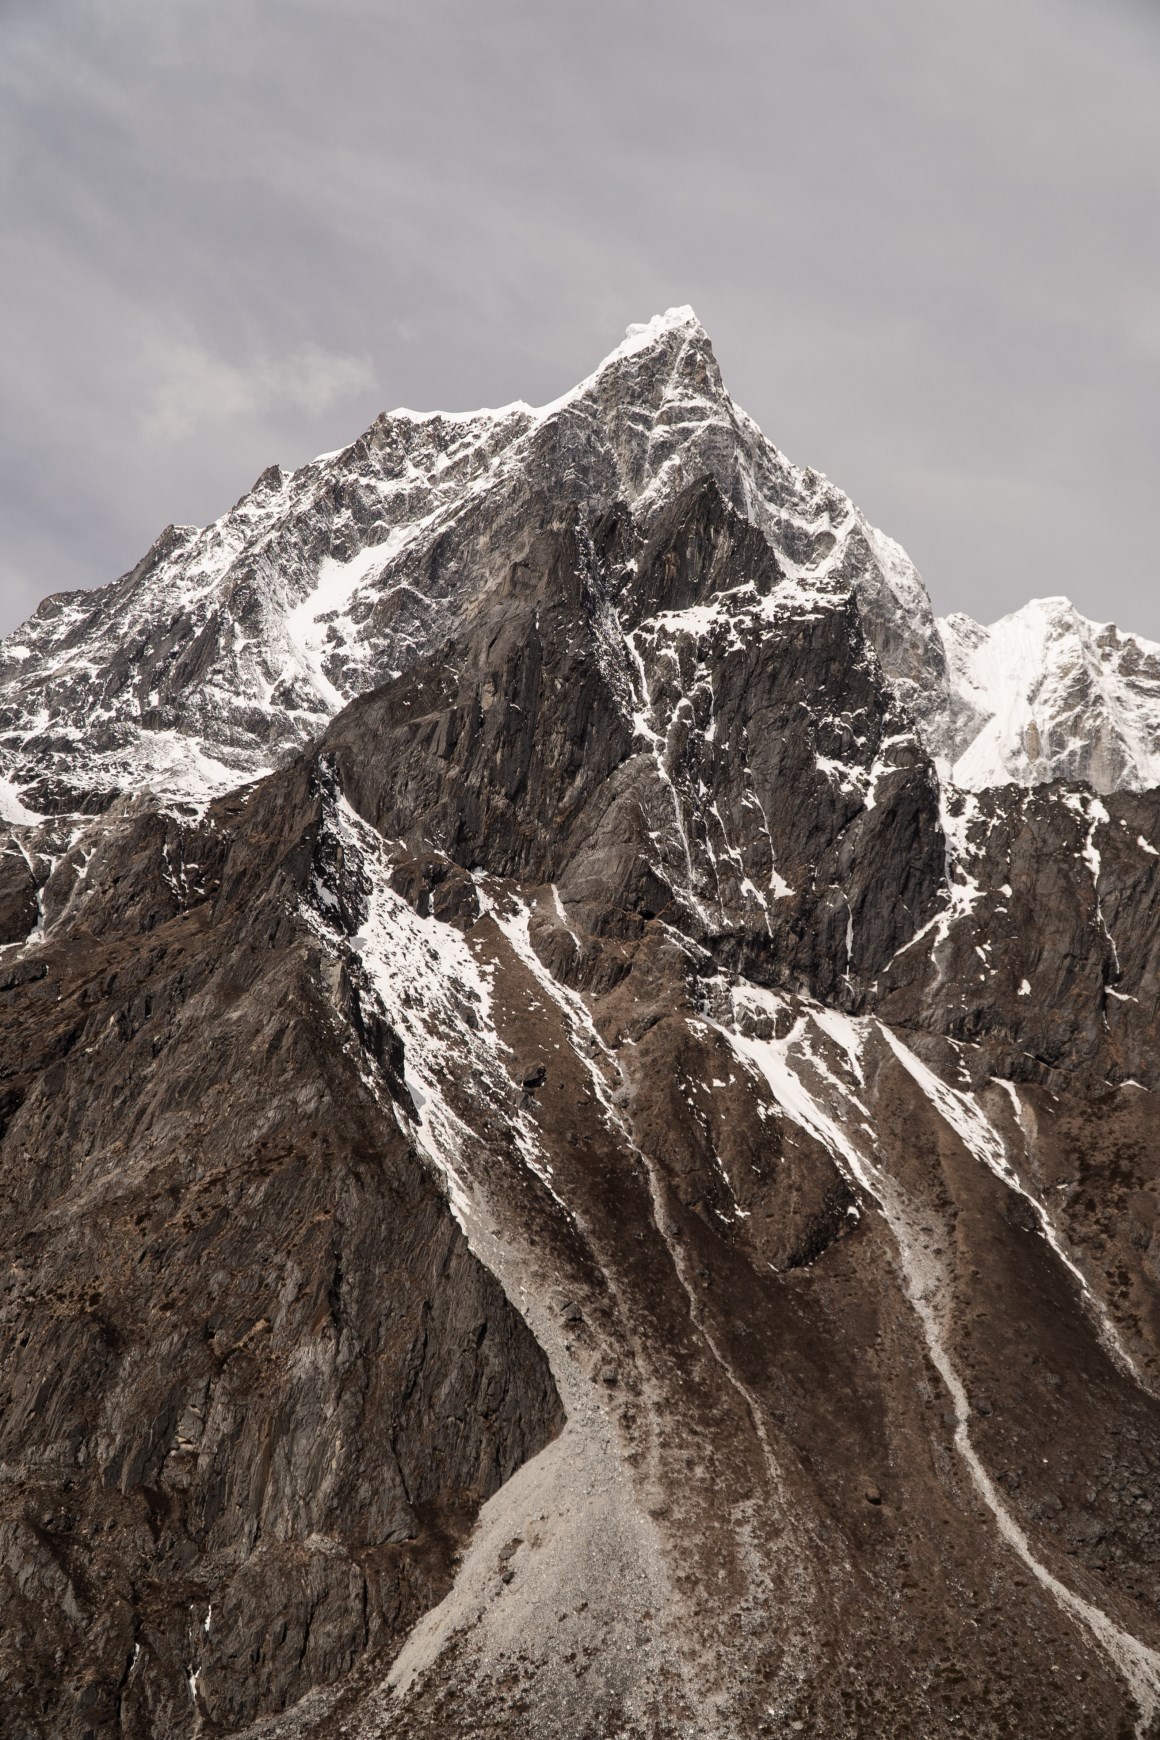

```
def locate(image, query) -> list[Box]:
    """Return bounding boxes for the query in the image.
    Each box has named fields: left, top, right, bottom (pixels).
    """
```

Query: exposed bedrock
left=325, top=481, right=946, bottom=996
left=0, top=780, right=561, bottom=1738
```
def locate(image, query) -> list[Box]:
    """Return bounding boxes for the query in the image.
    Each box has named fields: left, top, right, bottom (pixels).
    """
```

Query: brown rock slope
left=3, top=483, right=1160, bottom=1738
left=0, top=781, right=561, bottom=1737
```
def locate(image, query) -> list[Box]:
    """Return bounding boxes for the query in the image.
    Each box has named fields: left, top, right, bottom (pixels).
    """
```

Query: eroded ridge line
left=877, top=1172, right=1160, bottom=1738
left=493, top=896, right=794, bottom=1504
left=739, top=1005, right=1160, bottom=1737
left=879, top=1023, right=1157, bottom=1400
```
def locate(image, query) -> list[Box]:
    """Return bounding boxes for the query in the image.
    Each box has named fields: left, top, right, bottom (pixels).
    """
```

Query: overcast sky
left=2, top=0, right=1158, bottom=638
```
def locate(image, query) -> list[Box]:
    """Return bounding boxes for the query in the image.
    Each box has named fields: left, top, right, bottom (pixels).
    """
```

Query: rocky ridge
left=2, top=313, right=1160, bottom=1738
left=0, top=308, right=954, bottom=819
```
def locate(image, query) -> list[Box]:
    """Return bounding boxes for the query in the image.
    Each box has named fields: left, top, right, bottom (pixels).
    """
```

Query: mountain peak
left=599, top=303, right=709, bottom=367
left=0, top=311, right=882, bottom=818
left=335, top=309, right=713, bottom=450
left=2, top=313, right=1159, bottom=822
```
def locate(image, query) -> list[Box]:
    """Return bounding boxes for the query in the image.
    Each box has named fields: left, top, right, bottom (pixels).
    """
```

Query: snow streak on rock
left=718, top=995, right=1160, bottom=1734
left=303, top=790, right=562, bottom=1233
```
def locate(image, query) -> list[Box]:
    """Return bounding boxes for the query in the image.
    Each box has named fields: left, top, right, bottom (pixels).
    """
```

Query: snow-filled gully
left=311, top=825, right=817, bottom=1669
left=306, top=789, right=1160, bottom=1731
left=621, top=625, right=713, bottom=928
left=720, top=999, right=1160, bottom=1734
left=490, top=892, right=796, bottom=1515
left=877, top=1025, right=1153, bottom=1397
left=305, top=796, right=596, bottom=1243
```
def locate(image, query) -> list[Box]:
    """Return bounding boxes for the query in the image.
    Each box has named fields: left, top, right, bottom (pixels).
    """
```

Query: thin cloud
left=138, top=332, right=376, bottom=445
left=1, top=0, right=1158, bottom=637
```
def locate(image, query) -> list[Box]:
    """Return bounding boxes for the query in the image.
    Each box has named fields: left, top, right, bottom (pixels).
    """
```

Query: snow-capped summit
left=0, top=308, right=1157, bottom=819
left=0, top=308, right=930, bottom=818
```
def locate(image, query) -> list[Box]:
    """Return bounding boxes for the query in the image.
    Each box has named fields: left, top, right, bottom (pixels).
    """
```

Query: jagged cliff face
left=4, top=311, right=1160, bottom=1739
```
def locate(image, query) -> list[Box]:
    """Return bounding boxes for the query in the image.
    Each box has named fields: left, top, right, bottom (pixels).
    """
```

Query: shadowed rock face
left=327, top=484, right=946, bottom=995
left=5, top=319, right=1160, bottom=1739
left=0, top=778, right=562, bottom=1737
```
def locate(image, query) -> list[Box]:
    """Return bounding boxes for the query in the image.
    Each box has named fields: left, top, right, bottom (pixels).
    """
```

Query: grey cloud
left=1, top=0, right=1158, bottom=635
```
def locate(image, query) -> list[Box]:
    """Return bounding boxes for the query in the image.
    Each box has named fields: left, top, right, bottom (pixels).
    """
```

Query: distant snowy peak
left=935, top=598, right=1160, bottom=795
